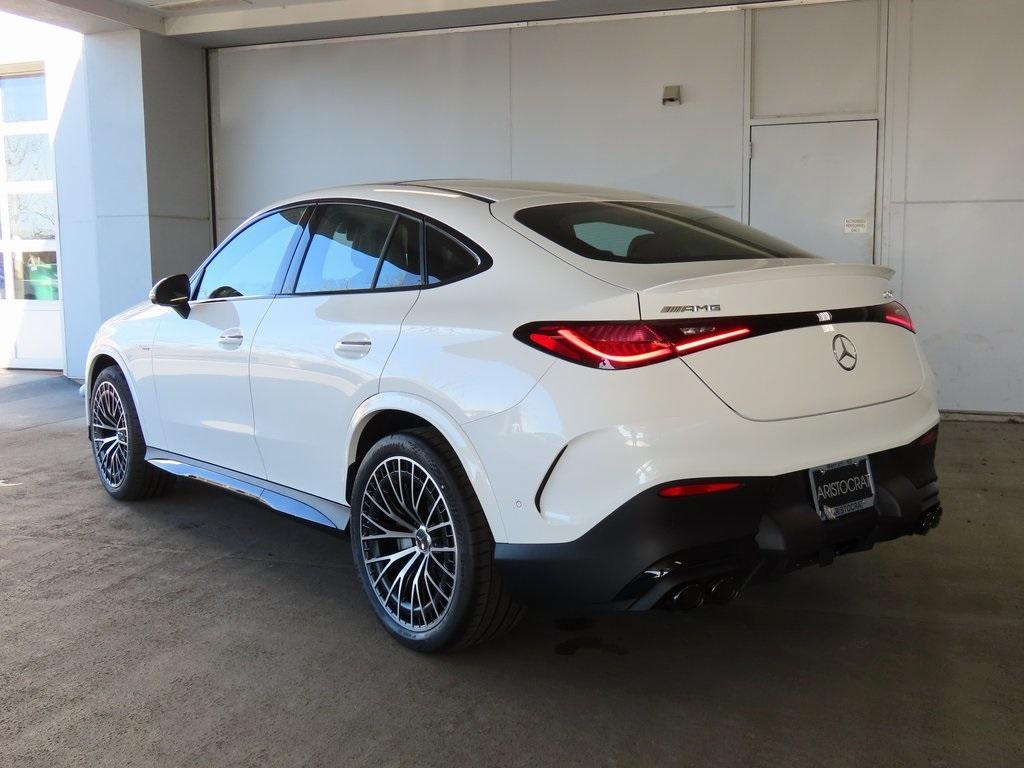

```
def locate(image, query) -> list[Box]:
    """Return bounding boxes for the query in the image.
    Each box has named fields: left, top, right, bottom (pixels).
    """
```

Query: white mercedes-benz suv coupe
left=86, top=180, right=942, bottom=651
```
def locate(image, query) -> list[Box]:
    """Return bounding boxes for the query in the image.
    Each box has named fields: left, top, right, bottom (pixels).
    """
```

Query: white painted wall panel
left=904, top=0, right=1024, bottom=202
left=209, top=30, right=512, bottom=236
left=509, top=12, right=743, bottom=210
left=901, top=202, right=1024, bottom=412
left=751, top=0, right=879, bottom=118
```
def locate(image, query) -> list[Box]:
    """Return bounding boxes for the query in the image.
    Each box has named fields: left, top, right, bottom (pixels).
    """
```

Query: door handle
left=334, top=333, right=372, bottom=358
left=218, top=328, right=244, bottom=348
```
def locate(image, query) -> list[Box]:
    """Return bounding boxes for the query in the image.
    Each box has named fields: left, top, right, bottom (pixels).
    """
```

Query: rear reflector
left=516, top=300, right=916, bottom=370
left=915, top=427, right=938, bottom=446
left=659, top=481, right=742, bottom=498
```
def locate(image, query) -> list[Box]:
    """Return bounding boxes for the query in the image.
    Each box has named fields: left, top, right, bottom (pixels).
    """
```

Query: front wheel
left=90, top=366, right=175, bottom=500
left=350, top=429, right=523, bottom=651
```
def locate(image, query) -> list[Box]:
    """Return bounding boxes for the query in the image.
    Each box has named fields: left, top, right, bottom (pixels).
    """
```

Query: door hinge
left=747, top=140, right=753, bottom=160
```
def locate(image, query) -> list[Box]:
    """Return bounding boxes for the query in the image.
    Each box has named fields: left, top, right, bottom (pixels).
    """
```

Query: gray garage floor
left=1, top=370, right=1021, bottom=767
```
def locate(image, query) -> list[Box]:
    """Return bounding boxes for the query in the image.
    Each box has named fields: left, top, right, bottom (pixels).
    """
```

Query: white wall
left=51, top=28, right=211, bottom=378
left=208, top=0, right=1024, bottom=413
left=510, top=11, right=744, bottom=215
left=883, top=0, right=1024, bottom=413
left=209, top=30, right=512, bottom=237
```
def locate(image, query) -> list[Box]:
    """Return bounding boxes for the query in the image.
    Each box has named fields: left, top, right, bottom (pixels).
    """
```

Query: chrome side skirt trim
left=145, top=448, right=349, bottom=530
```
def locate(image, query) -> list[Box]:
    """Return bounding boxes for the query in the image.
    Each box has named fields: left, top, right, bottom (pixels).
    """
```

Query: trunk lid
left=632, top=261, right=923, bottom=421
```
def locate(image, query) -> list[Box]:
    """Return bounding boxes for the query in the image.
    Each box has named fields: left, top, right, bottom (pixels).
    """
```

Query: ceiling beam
left=0, top=0, right=165, bottom=34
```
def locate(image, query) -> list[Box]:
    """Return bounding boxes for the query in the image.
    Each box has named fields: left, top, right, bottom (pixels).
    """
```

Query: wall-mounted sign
left=844, top=217, right=869, bottom=234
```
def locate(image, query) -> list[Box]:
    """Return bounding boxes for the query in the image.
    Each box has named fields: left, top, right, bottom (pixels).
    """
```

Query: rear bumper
left=494, top=429, right=941, bottom=608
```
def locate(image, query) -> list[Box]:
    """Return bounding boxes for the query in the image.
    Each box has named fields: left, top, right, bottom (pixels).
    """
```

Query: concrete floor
left=1, top=370, right=1021, bottom=767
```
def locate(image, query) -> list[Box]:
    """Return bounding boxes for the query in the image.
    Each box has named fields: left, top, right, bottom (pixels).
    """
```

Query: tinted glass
left=296, top=204, right=396, bottom=293
left=375, top=216, right=422, bottom=289
left=425, top=226, right=479, bottom=285
left=196, top=208, right=304, bottom=300
left=515, top=201, right=814, bottom=263
left=14, top=251, right=58, bottom=300
left=0, top=74, right=47, bottom=122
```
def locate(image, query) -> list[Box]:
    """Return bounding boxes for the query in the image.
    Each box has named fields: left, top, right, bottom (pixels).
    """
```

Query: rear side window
left=426, top=225, right=480, bottom=284
left=196, top=207, right=305, bottom=300
left=296, top=204, right=396, bottom=293
left=515, top=201, right=813, bottom=263
left=375, top=216, right=422, bottom=289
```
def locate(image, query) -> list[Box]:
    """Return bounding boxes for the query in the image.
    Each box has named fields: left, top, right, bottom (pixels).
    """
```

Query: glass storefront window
left=13, top=251, right=58, bottom=300
left=9, top=193, right=56, bottom=239
left=0, top=73, right=47, bottom=122
left=4, top=134, right=53, bottom=182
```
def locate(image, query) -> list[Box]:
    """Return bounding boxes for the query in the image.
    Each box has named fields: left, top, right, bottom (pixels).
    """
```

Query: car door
left=151, top=205, right=309, bottom=477
left=249, top=203, right=422, bottom=502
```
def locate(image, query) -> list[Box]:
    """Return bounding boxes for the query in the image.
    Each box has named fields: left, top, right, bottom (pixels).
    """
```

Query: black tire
left=350, top=428, right=524, bottom=652
left=90, top=365, right=175, bottom=501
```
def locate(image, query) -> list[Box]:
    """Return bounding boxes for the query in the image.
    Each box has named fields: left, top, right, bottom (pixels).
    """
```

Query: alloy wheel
left=359, top=456, right=459, bottom=631
left=91, top=380, right=129, bottom=489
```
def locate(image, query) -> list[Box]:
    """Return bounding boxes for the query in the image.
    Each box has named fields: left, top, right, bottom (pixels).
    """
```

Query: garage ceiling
left=0, top=0, right=796, bottom=46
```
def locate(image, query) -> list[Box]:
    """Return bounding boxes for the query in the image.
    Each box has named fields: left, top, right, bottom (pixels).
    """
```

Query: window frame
left=189, top=204, right=312, bottom=304
left=278, top=197, right=492, bottom=297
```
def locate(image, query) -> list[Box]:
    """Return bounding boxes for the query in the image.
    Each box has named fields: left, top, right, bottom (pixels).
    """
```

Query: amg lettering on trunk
left=661, top=304, right=721, bottom=314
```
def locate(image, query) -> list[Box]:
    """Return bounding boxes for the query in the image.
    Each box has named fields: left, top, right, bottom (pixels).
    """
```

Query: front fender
left=348, top=392, right=507, bottom=542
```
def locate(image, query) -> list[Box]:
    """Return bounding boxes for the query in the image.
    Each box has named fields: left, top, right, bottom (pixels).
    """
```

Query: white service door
left=152, top=299, right=273, bottom=477
left=749, top=120, right=878, bottom=264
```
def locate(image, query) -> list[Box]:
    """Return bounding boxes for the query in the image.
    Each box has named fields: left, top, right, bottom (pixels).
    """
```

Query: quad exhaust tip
left=666, top=577, right=740, bottom=611
left=668, top=583, right=705, bottom=611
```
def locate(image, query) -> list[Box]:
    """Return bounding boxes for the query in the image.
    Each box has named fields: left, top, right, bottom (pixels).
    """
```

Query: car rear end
left=478, top=196, right=942, bottom=610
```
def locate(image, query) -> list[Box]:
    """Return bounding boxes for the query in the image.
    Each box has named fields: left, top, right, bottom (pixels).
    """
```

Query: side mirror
left=150, top=274, right=191, bottom=319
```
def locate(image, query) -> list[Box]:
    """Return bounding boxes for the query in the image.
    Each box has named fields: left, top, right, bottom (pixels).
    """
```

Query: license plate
left=809, top=457, right=875, bottom=521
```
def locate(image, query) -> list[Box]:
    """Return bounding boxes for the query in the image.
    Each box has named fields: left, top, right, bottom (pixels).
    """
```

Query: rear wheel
left=90, top=366, right=175, bottom=500
left=350, top=428, right=523, bottom=651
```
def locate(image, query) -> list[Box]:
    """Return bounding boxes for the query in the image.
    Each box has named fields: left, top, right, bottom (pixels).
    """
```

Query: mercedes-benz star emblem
left=832, top=334, right=858, bottom=371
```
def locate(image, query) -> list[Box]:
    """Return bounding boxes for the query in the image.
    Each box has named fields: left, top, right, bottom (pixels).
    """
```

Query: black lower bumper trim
left=494, top=428, right=941, bottom=608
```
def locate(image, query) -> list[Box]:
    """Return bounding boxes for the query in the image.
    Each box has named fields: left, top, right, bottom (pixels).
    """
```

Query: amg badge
left=661, top=304, right=721, bottom=314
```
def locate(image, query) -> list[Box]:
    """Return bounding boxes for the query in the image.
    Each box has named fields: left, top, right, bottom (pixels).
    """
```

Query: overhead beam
left=0, top=0, right=165, bottom=34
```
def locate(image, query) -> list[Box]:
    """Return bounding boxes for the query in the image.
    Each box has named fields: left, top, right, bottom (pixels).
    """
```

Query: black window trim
left=276, top=197, right=493, bottom=298
left=189, top=203, right=312, bottom=304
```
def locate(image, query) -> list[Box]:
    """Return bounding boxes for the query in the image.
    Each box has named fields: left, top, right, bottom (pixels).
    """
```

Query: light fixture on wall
left=662, top=85, right=682, bottom=106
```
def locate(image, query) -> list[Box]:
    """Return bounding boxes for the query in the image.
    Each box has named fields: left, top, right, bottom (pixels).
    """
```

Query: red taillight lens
left=519, top=322, right=751, bottom=369
left=659, top=481, right=742, bottom=498
left=883, top=301, right=915, bottom=332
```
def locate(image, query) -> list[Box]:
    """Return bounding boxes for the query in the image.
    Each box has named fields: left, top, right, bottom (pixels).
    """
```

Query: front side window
left=425, top=226, right=480, bottom=285
left=515, top=201, right=814, bottom=263
left=296, top=204, right=396, bottom=293
left=196, top=208, right=305, bottom=300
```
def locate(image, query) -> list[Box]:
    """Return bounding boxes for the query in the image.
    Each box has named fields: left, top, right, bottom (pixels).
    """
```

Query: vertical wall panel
left=510, top=12, right=744, bottom=213
left=751, top=0, right=879, bottom=118
left=209, top=30, right=512, bottom=237
left=904, top=0, right=1024, bottom=202
left=885, top=0, right=1024, bottom=412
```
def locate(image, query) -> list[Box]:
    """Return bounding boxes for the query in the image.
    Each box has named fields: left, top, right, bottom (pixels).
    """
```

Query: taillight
left=883, top=301, right=915, bottom=332
left=517, top=301, right=916, bottom=369
left=516, top=322, right=751, bottom=370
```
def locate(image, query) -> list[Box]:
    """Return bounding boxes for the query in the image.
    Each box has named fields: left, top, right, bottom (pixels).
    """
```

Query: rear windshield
left=514, top=201, right=814, bottom=263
